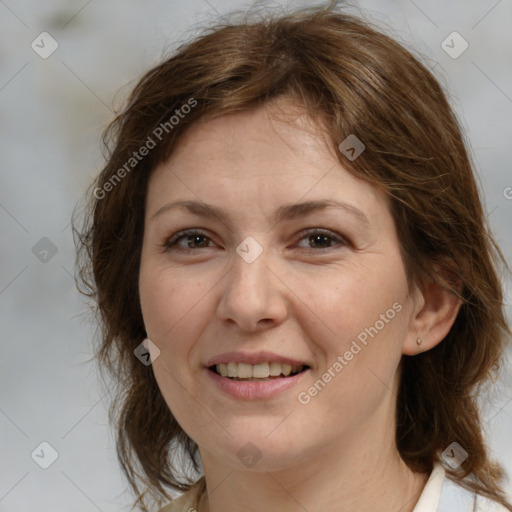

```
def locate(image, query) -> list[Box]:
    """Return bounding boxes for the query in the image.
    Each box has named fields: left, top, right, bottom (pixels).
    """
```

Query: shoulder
left=439, top=470, right=509, bottom=512
left=156, top=478, right=206, bottom=512
left=475, top=493, right=510, bottom=512
left=415, top=461, right=510, bottom=512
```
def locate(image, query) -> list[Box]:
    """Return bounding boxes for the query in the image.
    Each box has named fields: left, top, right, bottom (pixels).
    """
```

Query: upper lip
left=205, top=351, right=310, bottom=368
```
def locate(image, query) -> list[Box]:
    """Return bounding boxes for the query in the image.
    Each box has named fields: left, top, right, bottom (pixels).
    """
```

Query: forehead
left=146, top=100, right=388, bottom=228
left=169, top=99, right=331, bottom=171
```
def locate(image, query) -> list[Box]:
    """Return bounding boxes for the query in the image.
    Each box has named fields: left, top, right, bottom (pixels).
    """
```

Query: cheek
left=301, top=260, right=408, bottom=345
left=139, top=262, right=206, bottom=339
left=295, top=265, right=410, bottom=428
left=139, top=265, right=211, bottom=427
left=299, top=257, right=410, bottom=366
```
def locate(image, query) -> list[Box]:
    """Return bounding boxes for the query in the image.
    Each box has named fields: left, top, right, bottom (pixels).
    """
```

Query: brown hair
left=74, top=2, right=512, bottom=510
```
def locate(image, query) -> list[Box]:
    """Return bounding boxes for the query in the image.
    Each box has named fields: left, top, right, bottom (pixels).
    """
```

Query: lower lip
left=206, top=367, right=310, bottom=400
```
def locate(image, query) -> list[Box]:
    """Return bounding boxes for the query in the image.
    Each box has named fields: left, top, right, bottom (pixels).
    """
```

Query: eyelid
left=294, top=228, right=348, bottom=247
left=162, top=227, right=350, bottom=253
left=164, top=228, right=212, bottom=247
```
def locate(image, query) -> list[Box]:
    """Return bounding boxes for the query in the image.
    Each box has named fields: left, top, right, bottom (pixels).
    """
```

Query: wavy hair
left=74, top=2, right=512, bottom=510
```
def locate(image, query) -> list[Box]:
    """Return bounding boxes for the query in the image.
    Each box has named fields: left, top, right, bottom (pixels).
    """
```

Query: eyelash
left=162, top=228, right=348, bottom=254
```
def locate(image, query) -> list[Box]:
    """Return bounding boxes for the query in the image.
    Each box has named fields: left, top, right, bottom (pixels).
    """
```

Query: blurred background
left=1, top=0, right=511, bottom=510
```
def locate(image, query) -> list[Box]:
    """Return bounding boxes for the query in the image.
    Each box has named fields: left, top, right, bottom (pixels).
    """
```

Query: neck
left=197, top=404, right=429, bottom=512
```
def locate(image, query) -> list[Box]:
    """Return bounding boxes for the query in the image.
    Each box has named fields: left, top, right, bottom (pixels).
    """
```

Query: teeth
left=253, top=363, right=270, bottom=378
left=238, top=363, right=252, bottom=378
left=227, top=362, right=237, bottom=377
left=281, top=363, right=292, bottom=376
left=269, top=362, right=281, bottom=376
left=215, top=362, right=304, bottom=379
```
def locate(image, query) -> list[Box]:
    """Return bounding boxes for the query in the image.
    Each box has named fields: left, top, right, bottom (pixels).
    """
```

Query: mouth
left=206, top=360, right=311, bottom=400
left=207, top=362, right=310, bottom=381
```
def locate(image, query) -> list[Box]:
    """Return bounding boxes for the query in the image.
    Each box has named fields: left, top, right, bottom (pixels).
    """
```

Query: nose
left=216, top=244, right=288, bottom=333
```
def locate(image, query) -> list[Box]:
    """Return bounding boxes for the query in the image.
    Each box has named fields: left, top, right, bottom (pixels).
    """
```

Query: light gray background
left=1, top=1, right=511, bottom=511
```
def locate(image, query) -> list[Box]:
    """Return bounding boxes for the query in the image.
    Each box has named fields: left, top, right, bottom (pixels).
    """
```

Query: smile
left=212, top=361, right=307, bottom=379
left=206, top=364, right=310, bottom=400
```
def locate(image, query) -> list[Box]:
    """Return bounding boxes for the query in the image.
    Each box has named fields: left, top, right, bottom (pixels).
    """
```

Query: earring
left=416, top=338, right=422, bottom=346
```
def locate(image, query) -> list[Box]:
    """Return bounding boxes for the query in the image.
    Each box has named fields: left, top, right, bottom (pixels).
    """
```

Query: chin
left=201, top=434, right=308, bottom=472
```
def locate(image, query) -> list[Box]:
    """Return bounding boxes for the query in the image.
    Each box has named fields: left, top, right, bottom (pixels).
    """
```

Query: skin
left=138, top=97, right=461, bottom=512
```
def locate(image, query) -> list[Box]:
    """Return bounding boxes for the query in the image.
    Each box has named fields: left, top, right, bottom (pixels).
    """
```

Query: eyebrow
left=151, top=199, right=370, bottom=226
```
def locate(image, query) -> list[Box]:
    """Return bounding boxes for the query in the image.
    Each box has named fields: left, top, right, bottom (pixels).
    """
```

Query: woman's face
left=139, top=98, right=421, bottom=473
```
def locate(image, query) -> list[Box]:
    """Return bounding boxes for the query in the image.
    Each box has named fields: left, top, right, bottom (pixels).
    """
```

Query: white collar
left=412, top=461, right=446, bottom=512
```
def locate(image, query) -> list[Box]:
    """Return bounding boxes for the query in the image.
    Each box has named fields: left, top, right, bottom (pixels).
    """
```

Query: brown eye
left=163, top=229, right=214, bottom=252
left=162, top=228, right=348, bottom=254
left=295, top=229, right=347, bottom=250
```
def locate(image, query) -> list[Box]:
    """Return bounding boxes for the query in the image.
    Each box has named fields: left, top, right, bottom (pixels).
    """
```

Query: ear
left=402, top=267, right=463, bottom=356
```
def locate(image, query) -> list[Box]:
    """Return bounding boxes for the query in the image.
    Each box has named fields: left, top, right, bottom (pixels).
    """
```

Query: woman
left=75, top=2, right=512, bottom=511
